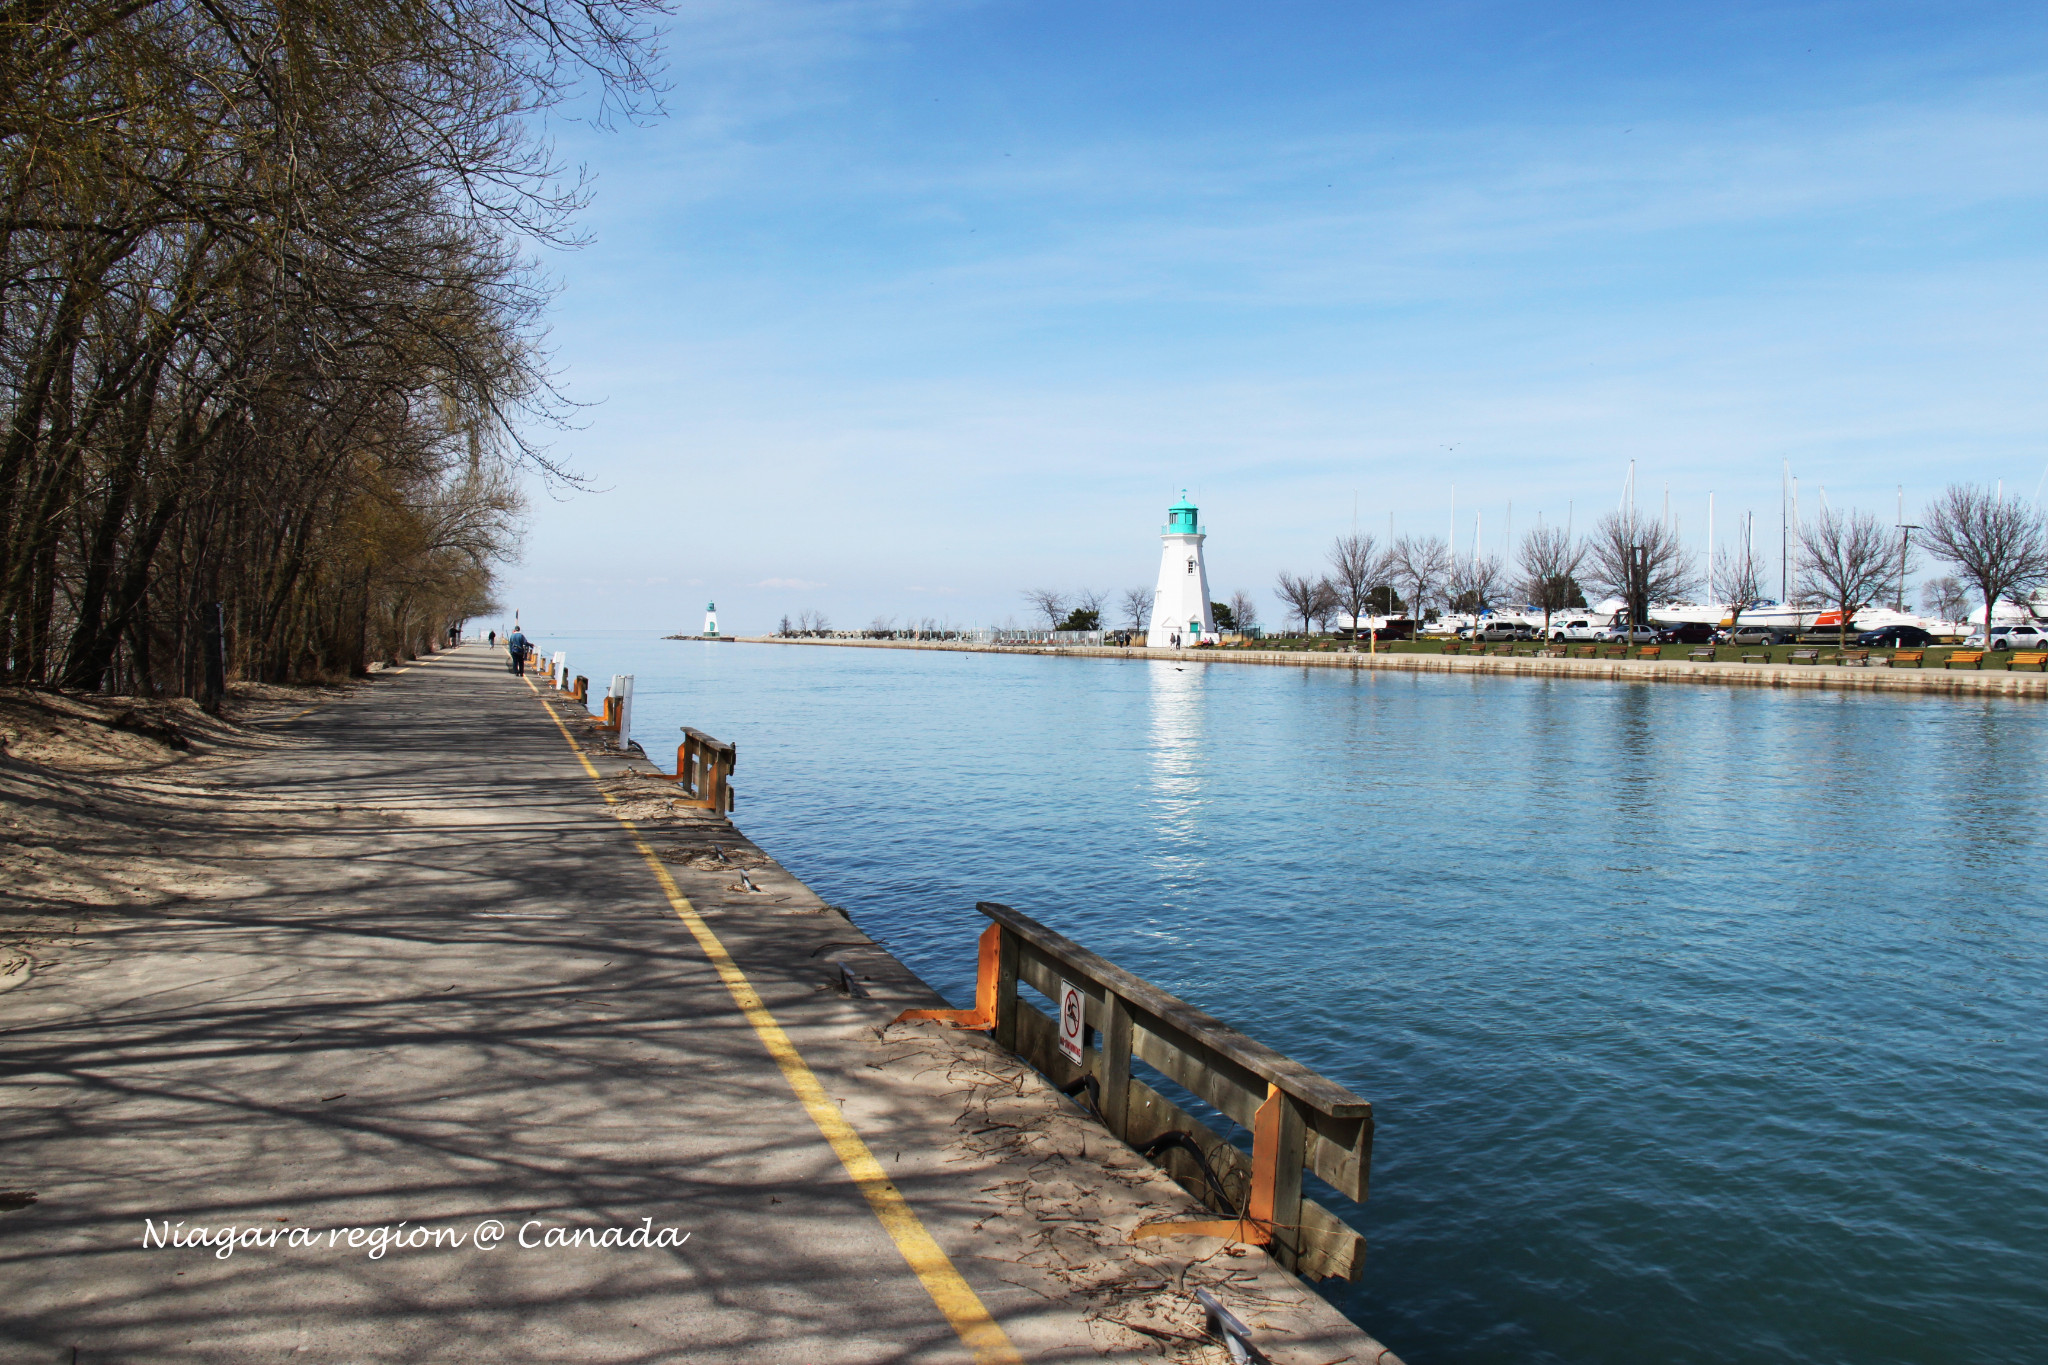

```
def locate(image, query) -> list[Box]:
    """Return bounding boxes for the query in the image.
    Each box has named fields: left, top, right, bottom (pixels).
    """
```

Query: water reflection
left=1145, top=659, right=1207, bottom=878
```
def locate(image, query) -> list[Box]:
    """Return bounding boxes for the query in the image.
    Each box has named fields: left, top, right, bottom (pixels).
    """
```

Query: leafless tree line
left=1264, top=483, right=2048, bottom=643
left=1018, top=584, right=1261, bottom=634
left=0, top=0, right=670, bottom=694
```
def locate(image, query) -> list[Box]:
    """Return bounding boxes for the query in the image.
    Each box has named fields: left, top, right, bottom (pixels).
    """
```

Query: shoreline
left=738, top=635, right=2048, bottom=699
left=2, top=653, right=1402, bottom=1365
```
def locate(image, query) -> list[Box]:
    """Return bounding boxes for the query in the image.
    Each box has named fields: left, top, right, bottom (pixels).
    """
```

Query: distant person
left=488, top=630, right=496, bottom=648
left=507, top=628, right=529, bottom=676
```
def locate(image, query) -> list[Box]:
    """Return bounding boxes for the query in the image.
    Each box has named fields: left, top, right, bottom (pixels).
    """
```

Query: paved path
left=0, top=649, right=1052, bottom=1363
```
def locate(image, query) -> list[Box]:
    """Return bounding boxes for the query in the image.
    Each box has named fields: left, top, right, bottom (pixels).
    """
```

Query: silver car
left=1963, top=623, right=2048, bottom=651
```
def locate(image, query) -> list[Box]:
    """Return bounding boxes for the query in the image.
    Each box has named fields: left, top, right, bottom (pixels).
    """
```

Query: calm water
left=537, top=632, right=2046, bottom=1365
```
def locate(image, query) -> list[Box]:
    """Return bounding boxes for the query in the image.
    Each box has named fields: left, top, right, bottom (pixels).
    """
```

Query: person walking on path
left=507, top=628, right=529, bottom=676
left=488, top=630, right=496, bottom=648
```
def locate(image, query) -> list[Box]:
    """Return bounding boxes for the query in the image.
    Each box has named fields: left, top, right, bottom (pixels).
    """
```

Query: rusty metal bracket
left=1130, top=1083, right=1283, bottom=1247
left=892, top=923, right=1001, bottom=1030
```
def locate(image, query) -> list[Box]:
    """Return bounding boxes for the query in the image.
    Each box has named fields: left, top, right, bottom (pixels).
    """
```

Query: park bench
left=1572, top=644, right=1597, bottom=658
left=1440, top=641, right=1462, bottom=655
left=1635, top=645, right=1662, bottom=660
left=1788, top=649, right=1820, bottom=664
left=1890, top=650, right=1924, bottom=667
left=1543, top=645, right=1567, bottom=658
left=1945, top=650, right=1986, bottom=670
left=1741, top=653, right=1769, bottom=664
left=1599, top=645, right=1627, bottom=659
left=1836, top=649, right=1872, bottom=666
left=2010, top=651, right=2048, bottom=672
left=1687, top=648, right=1714, bottom=662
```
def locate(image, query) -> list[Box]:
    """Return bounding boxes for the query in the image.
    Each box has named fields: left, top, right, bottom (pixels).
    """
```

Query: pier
left=2, top=646, right=1401, bottom=1364
left=749, top=635, right=2048, bottom=698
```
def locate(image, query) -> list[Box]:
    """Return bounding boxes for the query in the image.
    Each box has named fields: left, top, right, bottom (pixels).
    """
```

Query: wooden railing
left=661, top=727, right=736, bottom=811
left=896, top=901, right=1373, bottom=1281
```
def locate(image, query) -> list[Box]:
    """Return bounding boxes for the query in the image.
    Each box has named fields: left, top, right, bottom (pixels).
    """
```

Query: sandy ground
left=0, top=679, right=353, bottom=999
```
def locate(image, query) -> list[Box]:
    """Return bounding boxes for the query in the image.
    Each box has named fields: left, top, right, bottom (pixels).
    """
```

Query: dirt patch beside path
left=0, top=680, right=354, bottom=993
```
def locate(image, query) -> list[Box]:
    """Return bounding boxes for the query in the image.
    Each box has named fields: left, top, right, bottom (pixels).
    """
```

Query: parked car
left=1656, top=622, right=1717, bottom=644
left=1962, top=623, right=2048, bottom=651
left=1855, top=625, right=1937, bottom=648
left=1719, top=622, right=1790, bottom=647
left=1599, top=624, right=1659, bottom=644
left=1474, top=620, right=1535, bottom=641
left=1549, top=618, right=1606, bottom=642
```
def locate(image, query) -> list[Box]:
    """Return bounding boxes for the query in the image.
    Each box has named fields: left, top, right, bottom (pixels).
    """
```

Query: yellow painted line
left=521, top=677, right=1021, bottom=1364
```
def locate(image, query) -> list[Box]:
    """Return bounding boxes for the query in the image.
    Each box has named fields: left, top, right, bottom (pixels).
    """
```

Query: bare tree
left=1517, top=525, right=1586, bottom=638
left=1312, top=587, right=1344, bottom=633
left=1921, top=575, right=1972, bottom=625
left=1449, top=554, right=1505, bottom=614
left=1118, top=586, right=1153, bottom=633
left=1920, top=484, right=2048, bottom=645
left=1584, top=512, right=1697, bottom=622
left=1716, top=533, right=1769, bottom=630
left=1274, top=571, right=1334, bottom=637
left=1325, top=533, right=1383, bottom=637
left=1021, top=588, right=1068, bottom=629
left=1072, top=588, right=1107, bottom=622
left=1229, top=589, right=1259, bottom=633
left=1798, top=508, right=1897, bottom=647
left=1390, top=536, right=1451, bottom=623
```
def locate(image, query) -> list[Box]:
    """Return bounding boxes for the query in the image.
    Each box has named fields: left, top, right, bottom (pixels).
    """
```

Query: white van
left=1549, top=618, right=1604, bottom=642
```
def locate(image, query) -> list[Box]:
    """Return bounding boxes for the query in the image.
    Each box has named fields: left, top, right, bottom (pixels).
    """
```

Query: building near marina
left=1147, top=491, right=1215, bottom=648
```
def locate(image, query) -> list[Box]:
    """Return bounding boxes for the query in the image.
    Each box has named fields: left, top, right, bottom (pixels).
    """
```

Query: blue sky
left=497, top=0, right=2048, bottom=633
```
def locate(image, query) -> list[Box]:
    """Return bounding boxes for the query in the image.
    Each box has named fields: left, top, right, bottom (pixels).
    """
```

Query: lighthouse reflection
left=1144, top=660, right=1207, bottom=878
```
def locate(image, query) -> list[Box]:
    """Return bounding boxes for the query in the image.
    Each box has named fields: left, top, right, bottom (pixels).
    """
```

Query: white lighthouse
left=703, top=602, right=719, bottom=637
left=1146, top=491, right=1215, bottom=649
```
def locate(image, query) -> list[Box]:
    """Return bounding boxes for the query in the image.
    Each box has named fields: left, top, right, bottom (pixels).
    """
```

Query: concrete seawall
left=0, top=647, right=1401, bottom=1365
left=744, top=636, right=2048, bottom=700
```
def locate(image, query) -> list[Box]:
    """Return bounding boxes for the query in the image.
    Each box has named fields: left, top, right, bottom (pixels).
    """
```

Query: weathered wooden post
left=991, top=925, right=1020, bottom=1053
left=1096, top=990, right=1134, bottom=1141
